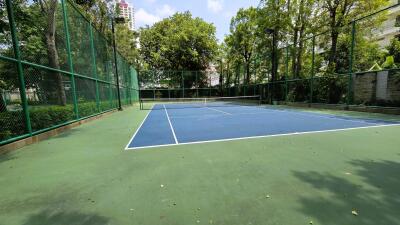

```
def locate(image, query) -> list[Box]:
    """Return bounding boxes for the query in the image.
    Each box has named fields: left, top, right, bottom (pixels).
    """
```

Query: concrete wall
left=353, top=70, right=400, bottom=105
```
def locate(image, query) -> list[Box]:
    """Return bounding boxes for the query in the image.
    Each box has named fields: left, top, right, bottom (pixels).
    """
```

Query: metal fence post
left=89, top=22, right=100, bottom=112
left=107, top=62, right=113, bottom=108
left=347, top=21, right=356, bottom=106
left=310, top=35, right=316, bottom=104
left=61, top=0, right=79, bottom=119
left=111, top=19, right=122, bottom=111
left=5, top=0, right=32, bottom=134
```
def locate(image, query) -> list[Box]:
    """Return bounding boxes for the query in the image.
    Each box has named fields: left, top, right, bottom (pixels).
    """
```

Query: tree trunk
left=271, top=29, right=278, bottom=82
left=235, top=64, right=240, bottom=86
left=245, top=61, right=251, bottom=84
left=0, top=90, right=6, bottom=112
left=327, top=29, right=339, bottom=73
left=292, top=28, right=298, bottom=78
left=295, top=24, right=305, bottom=78
left=226, top=63, right=231, bottom=88
left=45, top=0, right=67, bottom=106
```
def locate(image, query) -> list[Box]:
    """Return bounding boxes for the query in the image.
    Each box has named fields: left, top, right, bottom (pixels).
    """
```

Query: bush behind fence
left=0, top=0, right=139, bottom=145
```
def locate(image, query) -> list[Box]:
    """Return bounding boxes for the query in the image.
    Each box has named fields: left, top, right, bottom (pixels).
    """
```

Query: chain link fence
left=0, top=0, right=139, bottom=145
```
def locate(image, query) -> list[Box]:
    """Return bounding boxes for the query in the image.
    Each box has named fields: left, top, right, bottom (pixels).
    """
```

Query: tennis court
left=127, top=96, right=399, bottom=150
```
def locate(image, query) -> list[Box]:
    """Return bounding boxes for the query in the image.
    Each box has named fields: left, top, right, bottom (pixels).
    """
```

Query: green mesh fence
left=0, top=0, right=139, bottom=145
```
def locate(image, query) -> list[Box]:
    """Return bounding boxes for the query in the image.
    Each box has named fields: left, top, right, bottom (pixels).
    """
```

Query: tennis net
left=140, top=96, right=261, bottom=110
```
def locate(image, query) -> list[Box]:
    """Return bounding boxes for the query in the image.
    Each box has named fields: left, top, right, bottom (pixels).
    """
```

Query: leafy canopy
left=139, top=12, right=218, bottom=71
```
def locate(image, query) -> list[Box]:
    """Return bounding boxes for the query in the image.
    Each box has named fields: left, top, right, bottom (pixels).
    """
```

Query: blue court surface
left=126, top=104, right=398, bottom=150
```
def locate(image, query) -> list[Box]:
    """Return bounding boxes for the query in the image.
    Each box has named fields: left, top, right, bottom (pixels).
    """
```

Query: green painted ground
left=0, top=106, right=400, bottom=225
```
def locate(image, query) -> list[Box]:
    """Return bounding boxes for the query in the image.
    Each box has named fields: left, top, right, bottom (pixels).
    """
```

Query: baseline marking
left=205, top=107, right=233, bottom=115
left=163, top=104, right=179, bottom=144
left=124, top=105, right=155, bottom=150
left=125, top=123, right=400, bottom=150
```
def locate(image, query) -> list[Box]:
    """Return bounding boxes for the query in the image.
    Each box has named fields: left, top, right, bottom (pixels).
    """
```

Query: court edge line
left=124, top=105, right=155, bottom=150
left=125, top=123, right=400, bottom=151
left=205, top=107, right=233, bottom=115
left=163, top=104, right=179, bottom=144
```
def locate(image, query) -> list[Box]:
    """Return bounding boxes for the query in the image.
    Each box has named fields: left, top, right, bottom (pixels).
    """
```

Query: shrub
left=0, top=101, right=121, bottom=142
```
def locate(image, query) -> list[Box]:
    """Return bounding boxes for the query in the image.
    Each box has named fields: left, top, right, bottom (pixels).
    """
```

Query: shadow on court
left=0, top=153, right=17, bottom=165
left=293, top=159, right=400, bottom=225
left=22, top=210, right=110, bottom=225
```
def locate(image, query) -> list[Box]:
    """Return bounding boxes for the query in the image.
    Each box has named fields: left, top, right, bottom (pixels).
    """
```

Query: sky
left=127, top=0, right=260, bottom=42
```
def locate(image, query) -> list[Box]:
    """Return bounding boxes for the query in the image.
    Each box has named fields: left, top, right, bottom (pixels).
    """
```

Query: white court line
left=205, top=107, right=233, bottom=115
left=124, top=105, right=154, bottom=150
left=170, top=111, right=278, bottom=119
left=260, top=107, right=383, bottom=126
left=125, top=123, right=400, bottom=151
left=163, top=104, right=179, bottom=144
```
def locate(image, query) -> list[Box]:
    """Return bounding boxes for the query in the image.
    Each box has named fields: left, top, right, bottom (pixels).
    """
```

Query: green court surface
left=1, top=106, right=400, bottom=225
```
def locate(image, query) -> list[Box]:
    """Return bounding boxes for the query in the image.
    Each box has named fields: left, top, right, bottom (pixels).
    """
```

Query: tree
left=115, top=23, right=139, bottom=66
left=258, top=0, right=290, bottom=82
left=139, top=12, right=218, bottom=87
left=227, top=7, right=258, bottom=84
left=287, top=0, right=318, bottom=78
left=321, top=0, right=388, bottom=72
left=34, top=0, right=67, bottom=105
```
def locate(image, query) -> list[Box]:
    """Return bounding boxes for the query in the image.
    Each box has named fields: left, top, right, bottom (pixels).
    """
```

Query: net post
left=5, top=0, right=32, bottom=135
left=61, top=0, right=79, bottom=118
left=89, top=22, right=100, bottom=112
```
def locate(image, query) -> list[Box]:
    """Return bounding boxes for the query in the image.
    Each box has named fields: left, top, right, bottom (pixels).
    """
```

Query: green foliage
left=0, top=101, right=117, bottom=141
left=382, top=56, right=397, bottom=69
left=29, top=105, right=75, bottom=131
left=387, top=37, right=400, bottom=63
left=312, top=75, right=348, bottom=104
left=115, top=24, right=139, bottom=66
left=0, top=110, right=26, bottom=140
left=226, top=7, right=258, bottom=84
left=139, top=12, right=218, bottom=71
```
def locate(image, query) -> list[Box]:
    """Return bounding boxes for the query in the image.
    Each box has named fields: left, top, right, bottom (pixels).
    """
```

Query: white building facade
left=113, top=0, right=135, bottom=31
left=376, top=0, right=400, bottom=47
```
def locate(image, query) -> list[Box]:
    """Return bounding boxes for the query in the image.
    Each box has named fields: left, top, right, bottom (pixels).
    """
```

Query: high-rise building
left=375, top=0, right=400, bottom=47
left=114, top=0, right=135, bottom=31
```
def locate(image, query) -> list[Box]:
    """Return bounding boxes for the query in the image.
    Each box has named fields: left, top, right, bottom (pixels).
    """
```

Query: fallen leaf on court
left=352, top=210, right=358, bottom=216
